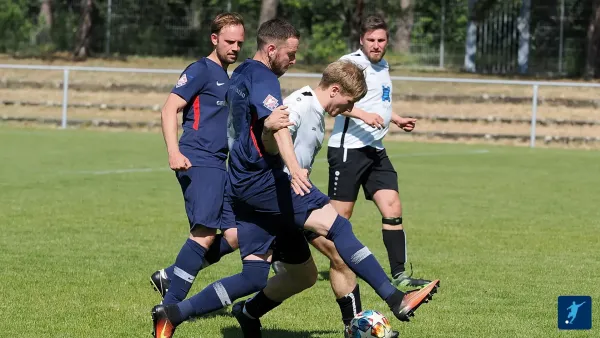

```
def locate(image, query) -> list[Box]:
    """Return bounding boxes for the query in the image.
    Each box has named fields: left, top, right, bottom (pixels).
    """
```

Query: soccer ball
left=347, top=310, right=394, bottom=338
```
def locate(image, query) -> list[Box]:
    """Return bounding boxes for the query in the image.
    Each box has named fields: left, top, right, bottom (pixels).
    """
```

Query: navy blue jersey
left=172, top=57, right=229, bottom=169
left=227, top=59, right=286, bottom=200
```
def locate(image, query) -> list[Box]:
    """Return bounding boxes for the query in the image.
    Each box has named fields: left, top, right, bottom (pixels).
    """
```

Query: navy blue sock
left=163, top=238, right=207, bottom=305
left=204, top=233, right=235, bottom=265
left=165, top=265, right=175, bottom=279
left=176, top=260, right=270, bottom=323
left=326, top=215, right=396, bottom=300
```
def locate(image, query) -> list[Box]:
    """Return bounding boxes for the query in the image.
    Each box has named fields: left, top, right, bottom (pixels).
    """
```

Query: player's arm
left=261, top=105, right=293, bottom=155
left=162, top=64, right=206, bottom=170
left=161, top=94, right=192, bottom=171
left=262, top=106, right=312, bottom=195
left=391, top=112, right=417, bottom=132
left=342, top=107, right=384, bottom=129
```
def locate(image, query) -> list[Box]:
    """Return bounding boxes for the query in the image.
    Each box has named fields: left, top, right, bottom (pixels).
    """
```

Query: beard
left=362, top=47, right=386, bottom=63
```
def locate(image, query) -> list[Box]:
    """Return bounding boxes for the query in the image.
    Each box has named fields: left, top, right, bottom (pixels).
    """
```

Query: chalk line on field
left=70, top=149, right=490, bottom=175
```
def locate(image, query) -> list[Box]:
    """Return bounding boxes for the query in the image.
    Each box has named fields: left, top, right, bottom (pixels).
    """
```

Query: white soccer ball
left=347, top=310, right=394, bottom=338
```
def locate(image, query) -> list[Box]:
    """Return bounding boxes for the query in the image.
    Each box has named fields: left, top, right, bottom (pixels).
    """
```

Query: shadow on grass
left=222, top=326, right=338, bottom=338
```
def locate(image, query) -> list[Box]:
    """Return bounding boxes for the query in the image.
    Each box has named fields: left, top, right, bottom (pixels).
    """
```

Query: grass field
left=0, top=126, right=599, bottom=338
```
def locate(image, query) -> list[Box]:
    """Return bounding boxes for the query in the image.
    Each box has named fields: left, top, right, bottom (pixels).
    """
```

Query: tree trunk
left=36, top=0, right=53, bottom=44
left=585, top=0, right=600, bottom=79
left=349, top=0, right=364, bottom=51
left=73, top=0, right=93, bottom=60
left=259, top=0, right=279, bottom=26
left=392, top=0, right=413, bottom=53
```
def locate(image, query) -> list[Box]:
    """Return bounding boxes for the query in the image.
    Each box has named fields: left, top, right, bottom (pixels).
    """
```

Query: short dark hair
left=257, top=18, right=300, bottom=49
left=360, top=14, right=388, bottom=36
left=211, top=12, right=244, bottom=35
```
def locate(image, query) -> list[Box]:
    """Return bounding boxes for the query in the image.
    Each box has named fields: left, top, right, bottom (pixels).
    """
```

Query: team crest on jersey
left=382, top=85, right=391, bottom=102
left=262, top=94, right=279, bottom=111
left=176, top=74, right=189, bottom=88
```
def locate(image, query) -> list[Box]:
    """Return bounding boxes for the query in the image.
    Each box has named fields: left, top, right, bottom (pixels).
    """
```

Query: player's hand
left=168, top=151, right=192, bottom=171
left=264, top=105, right=294, bottom=132
left=360, top=112, right=384, bottom=129
left=290, top=168, right=312, bottom=196
left=392, top=116, right=417, bottom=132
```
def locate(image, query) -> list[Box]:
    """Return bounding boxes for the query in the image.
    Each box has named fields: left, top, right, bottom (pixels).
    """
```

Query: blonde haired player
left=232, top=59, right=439, bottom=338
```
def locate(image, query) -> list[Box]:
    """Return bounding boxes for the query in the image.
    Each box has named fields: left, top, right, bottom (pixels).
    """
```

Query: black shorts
left=327, top=146, right=398, bottom=202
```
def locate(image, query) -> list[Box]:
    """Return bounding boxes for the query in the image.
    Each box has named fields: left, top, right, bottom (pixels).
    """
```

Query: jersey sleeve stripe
left=192, top=96, right=200, bottom=130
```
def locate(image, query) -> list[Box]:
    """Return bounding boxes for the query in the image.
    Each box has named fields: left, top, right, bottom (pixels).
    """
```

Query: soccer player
left=223, top=20, right=439, bottom=338
left=259, top=60, right=402, bottom=337
left=150, top=18, right=302, bottom=338
left=149, top=13, right=244, bottom=306
left=326, top=14, right=432, bottom=290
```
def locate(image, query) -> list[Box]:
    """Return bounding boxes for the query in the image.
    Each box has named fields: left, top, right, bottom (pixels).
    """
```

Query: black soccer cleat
left=232, top=300, right=262, bottom=338
left=151, top=304, right=176, bottom=338
left=150, top=269, right=170, bottom=300
left=391, top=279, right=440, bottom=322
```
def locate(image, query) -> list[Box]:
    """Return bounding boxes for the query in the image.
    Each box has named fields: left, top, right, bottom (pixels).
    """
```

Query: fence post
left=440, top=0, right=446, bottom=69
left=530, top=84, right=539, bottom=148
left=61, top=68, right=69, bottom=129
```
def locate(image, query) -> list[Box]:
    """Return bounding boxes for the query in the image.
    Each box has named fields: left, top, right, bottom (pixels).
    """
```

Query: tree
left=73, top=0, right=93, bottom=60
left=393, top=0, right=413, bottom=53
left=259, top=0, right=279, bottom=25
left=585, top=0, right=600, bottom=78
left=348, top=0, right=364, bottom=51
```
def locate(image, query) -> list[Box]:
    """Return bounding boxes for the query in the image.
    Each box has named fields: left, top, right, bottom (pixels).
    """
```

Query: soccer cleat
left=232, top=301, right=262, bottom=338
left=391, top=279, right=440, bottom=322
left=152, top=304, right=177, bottom=338
left=392, top=264, right=435, bottom=291
left=344, top=325, right=399, bottom=338
left=271, top=261, right=287, bottom=275
left=150, top=269, right=170, bottom=299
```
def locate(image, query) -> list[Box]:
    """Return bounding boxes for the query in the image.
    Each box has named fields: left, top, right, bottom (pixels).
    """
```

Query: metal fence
left=2, top=63, right=600, bottom=148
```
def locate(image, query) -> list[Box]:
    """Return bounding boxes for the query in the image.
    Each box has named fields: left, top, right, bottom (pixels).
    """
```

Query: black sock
left=244, top=291, right=282, bottom=319
left=336, top=284, right=362, bottom=326
left=384, top=289, right=405, bottom=309
left=382, top=229, right=406, bottom=277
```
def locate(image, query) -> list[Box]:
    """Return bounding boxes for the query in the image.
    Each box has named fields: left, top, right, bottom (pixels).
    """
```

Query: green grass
left=0, top=126, right=598, bottom=337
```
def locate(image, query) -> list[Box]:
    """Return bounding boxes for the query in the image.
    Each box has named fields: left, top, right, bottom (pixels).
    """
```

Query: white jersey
left=328, top=49, right=393, bottom=150
left=282, top=86, right=326, bottom=174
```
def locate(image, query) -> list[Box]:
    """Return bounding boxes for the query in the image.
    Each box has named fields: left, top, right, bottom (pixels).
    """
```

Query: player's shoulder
left=183, top=58, right=210, bottom=74
left=283, top=86, right=315, bottom=108
left=340, top=51, right=370, bottom=67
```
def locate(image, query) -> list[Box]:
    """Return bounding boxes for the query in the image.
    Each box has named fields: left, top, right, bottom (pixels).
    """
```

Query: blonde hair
left=318, top=60, right=367, bottom=101
left=211, top=12, right=244, bottom=35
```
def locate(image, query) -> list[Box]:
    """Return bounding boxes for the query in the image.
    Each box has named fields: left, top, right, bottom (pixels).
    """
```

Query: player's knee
left=241, top=260, right=270, bottom=291
left=296, top=261, right=318, bottom=291
left=223, top=228, right=239, bottom=249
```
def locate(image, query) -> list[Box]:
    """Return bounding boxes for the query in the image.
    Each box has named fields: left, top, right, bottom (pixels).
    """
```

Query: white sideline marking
left=71, top=149, right=489, bottom=175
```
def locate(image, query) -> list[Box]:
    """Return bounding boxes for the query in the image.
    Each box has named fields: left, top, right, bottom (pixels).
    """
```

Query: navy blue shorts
left=234, top=182, right=330, bottom=263
left=176, top=167, right=235, bottom=230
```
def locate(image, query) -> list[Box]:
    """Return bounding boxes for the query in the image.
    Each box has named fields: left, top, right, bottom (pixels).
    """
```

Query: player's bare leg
left=372, top=189, right=433, bottom=290
left=330, top=200, right=356, bottom=219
